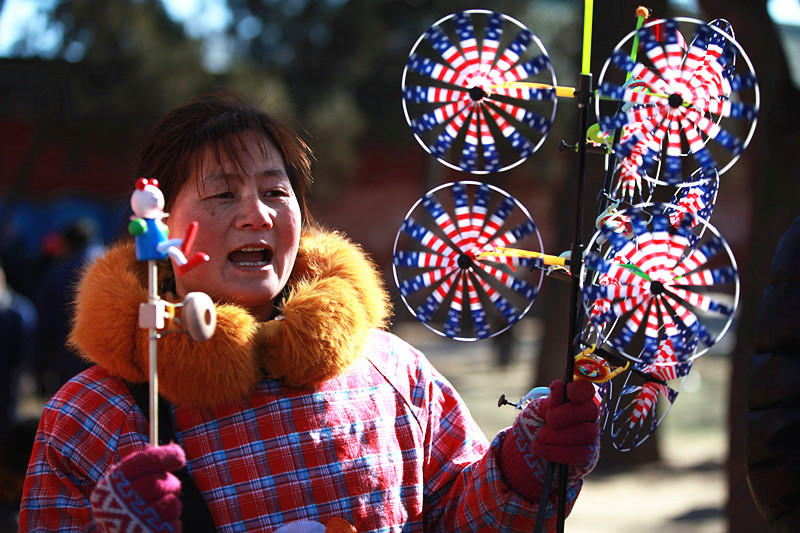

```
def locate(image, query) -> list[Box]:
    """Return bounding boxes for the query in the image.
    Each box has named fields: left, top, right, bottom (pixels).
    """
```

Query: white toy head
left=131, top=177, right=165, bottom=218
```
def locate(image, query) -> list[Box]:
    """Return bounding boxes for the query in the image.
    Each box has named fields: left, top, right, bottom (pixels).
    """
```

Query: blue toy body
left=132, top=218, right=170, bottom=261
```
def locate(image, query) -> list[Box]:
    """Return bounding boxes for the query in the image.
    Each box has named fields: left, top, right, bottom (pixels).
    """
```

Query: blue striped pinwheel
left=401, top=10, right=559, bottom=173
left=569, top=325, right=694, bottom=451
left=595, top=17, right=759, bottom=187
left=607, top=338, right=694, bottom=451
left=581, top=202, right=739, bottom=365
left=392, top=181, right=552, bottom=340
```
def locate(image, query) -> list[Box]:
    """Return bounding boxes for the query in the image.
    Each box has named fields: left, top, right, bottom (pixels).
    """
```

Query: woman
left=20, top=92, right=600, bottom=532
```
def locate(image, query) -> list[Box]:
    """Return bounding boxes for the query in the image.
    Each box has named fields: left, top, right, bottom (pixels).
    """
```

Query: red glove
left=90, top=443, right=185, bottom=533
left=500, top=380, right=600, bottom=502
left=532, top=379, right=600, bottom=470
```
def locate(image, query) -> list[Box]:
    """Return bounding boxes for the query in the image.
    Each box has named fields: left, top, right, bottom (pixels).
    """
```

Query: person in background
left=20, top=92, right=601, bottom=532
left=747, top=214, right=800, bottom=532
left=0, top=417, right=38, bottom=530
left=0, top=259, right=38, bottom=531
left=31, top=219, right=102, bottom=395
left=0, top=259, right=37, bottom=438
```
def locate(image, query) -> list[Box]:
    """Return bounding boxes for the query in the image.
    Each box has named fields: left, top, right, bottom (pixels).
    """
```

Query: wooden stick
left=147, top=259, right=159, bottom=446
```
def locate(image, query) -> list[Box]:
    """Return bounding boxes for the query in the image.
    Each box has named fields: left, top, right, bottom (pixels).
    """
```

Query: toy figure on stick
left=128, top=177, right=216, bottom=444
left=129, top=177, right=210, bottom=274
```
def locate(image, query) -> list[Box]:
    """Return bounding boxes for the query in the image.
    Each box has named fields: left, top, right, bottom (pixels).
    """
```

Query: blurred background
left=0, top=0, right=798, bottom=531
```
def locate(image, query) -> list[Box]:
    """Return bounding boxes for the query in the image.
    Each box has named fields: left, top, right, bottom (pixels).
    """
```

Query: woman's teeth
left=228, top=247, right=272, bottom=266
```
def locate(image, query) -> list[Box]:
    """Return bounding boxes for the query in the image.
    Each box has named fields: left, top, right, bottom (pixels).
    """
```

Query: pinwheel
left=392, top=181, right=554, bottom=340
left=608, top=337, right=694, bottom=451
left=667, top=168, right=720, bottom=230
left=595, top=17, right=759, bottom=187
left=581, top=202, right=738, bottom=365
left=611, top=116, right=658, bottom=203
left=401, top=10, right=559, bottom=173
left=563, top=320, right=695, bottom=451
left=395, top=7, right=753, bottom=484
left=593, top=199, right=636, bottom=248
left=576, top=273, right=695, bottom=451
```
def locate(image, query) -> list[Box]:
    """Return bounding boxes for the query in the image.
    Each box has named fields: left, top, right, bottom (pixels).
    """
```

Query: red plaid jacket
left=21, top=330, right=574, bottom=531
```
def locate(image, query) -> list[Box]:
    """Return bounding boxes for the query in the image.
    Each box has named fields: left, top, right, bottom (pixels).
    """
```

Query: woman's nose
left=235, top=194, right=275, bottom=229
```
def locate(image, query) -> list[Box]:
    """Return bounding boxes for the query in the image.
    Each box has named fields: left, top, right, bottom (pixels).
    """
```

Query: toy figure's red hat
left=136, top=177, right=159, bottom=190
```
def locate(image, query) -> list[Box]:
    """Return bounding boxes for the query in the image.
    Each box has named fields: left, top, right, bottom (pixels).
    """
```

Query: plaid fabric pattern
left=21, top=330, right=569, bottom=532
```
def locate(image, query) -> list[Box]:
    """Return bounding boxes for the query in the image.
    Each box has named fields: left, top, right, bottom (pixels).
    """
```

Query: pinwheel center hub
left=458, top=253, right=474, bottom=269
left=668, top=93, right=684, bottom=108
left=469, top=86, right=487, bottom=101
left=650, top=280, right=665, bottom=295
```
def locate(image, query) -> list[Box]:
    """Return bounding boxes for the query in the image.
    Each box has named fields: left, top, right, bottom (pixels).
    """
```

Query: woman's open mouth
left=228, top=247, right=273, bottom=267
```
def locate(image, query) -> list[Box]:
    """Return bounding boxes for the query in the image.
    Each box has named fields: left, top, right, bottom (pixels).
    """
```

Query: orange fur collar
left=68, top=227, right=391, bottom=408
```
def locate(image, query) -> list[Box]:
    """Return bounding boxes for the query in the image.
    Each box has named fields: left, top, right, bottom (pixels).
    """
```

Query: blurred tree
left=7, top=1, right=207, bottom=143
left=1, top=2, right=202, bottom=204
left=0, top=0, right=293, bottom=199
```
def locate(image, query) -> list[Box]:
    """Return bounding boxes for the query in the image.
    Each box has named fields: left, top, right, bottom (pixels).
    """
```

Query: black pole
left=535, top=71, right=594, bottom=533
left=555, top=71, right=593, bottom=533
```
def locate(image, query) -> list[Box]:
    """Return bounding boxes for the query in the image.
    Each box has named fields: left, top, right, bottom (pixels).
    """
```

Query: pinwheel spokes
left=402, top=10, right=558, bottom=173
left=393, top=181, right=545, bottom=340
left=582, top=202, right=739, bottom=365
left=596, top=17, right=759, bottom=187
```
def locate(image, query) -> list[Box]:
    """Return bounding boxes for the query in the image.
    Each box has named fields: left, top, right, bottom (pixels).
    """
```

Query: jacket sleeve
left=19, top=368, right=147, bottom=532
left=417, top=356, right=579, bottom=531
left=746, top=215, right=800, bottom=528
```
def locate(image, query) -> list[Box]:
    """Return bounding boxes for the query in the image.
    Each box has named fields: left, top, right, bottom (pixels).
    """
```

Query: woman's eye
left=264, top=189, right=288, bottom=198
left=213, top=191, right=234, bottom=199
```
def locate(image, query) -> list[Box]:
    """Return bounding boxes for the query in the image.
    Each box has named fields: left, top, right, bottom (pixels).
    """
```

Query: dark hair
left=135, top=92, right=315, bottom=225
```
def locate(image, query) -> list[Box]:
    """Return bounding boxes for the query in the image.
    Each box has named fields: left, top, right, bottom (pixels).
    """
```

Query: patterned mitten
left=90, top=443, right=185, bottom=533
left=500, top=380, right=600, bottom=502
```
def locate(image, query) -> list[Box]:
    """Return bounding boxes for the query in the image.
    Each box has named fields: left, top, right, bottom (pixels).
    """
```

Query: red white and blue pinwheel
left=596, top=18, right=759, bottom=187
left=402, top=10, right=558, bottom=173
left=582, top=202, right=739, bottom=366
left=668, top=168, right=720, bottom=236
left=608, top=338, right=694, bottom=451
left=570, top=333, right=693, bottom=452
left=393, top=181, right=547, bottom=340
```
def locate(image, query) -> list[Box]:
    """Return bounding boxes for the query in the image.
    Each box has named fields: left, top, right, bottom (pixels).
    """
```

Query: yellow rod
left=490, top=81, right=576, bottom=98
left=478, top=247, right=568, bottom=266
left=582, top=0, right=594, bottom=74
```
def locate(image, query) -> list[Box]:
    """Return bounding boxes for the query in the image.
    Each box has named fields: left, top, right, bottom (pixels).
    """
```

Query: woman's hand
left=530, top=379, right=600, bottom=473
left=500, top=379, right=601, bottom=503
left=90, top=443, right=185, bottom=533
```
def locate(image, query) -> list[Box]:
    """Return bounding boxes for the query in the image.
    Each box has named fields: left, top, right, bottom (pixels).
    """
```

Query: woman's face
left=167, top=130, right=301, bottom=321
